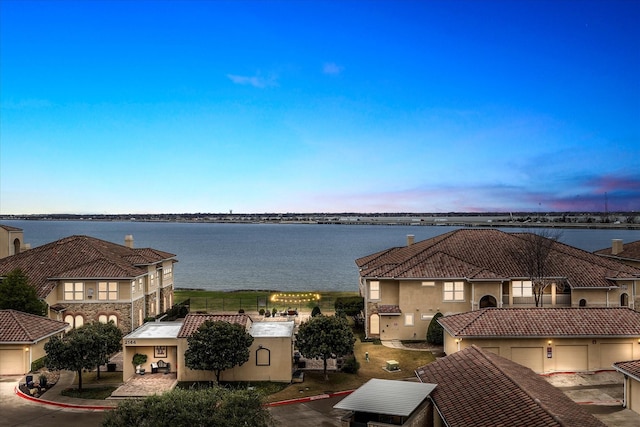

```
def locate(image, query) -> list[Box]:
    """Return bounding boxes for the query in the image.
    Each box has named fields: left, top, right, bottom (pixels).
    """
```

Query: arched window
left=64, top=314, right=74, bottom=329
left=98, top=314, right=108, bottom=323
left=370, top=314, right=380, bottom=335
left=75, top=315, right=84, bottom=328
left=12, top=238, right=21, bottom=255
left=108, top=314, right=118, bottom=325
left=579, top=299, right=587, bottom=307
left=621, top=293, right=629, bottom=307
left=479, top=295, right=497, bottom=308
left=256, top=347, right=270, bottom=366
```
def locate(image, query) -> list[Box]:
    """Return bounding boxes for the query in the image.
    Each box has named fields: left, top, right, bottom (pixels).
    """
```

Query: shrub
left=272, top=307, right=278, bottom=316
left=311, top=306, right=321, bottom=317
left=258, top=308, right=265, bottom=315
left=341, top=354, right=360, bottom=374
left=426, top=312, right=444, bottom=345
left=132, top=353, right=147, bottom=367
left=31, top=357, right=45, bottom=372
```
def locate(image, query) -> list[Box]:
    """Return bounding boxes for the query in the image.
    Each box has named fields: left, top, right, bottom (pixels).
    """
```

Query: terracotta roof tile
left=0, top=309, right=69, bottom=343
left=613, top=359, right=640, bottom=379
left=356, top=229, right=640, bottom=289
left=439, top=307, right=640, bottom=338
left=377, top=305, right=401, bottom=314
left=177, top=313, right=250, bottom=338
left=595, top=240, right=640, bottom=262
left=0, top=235, right=176, bottom=298
left=415, top=345, right=606, bottom=427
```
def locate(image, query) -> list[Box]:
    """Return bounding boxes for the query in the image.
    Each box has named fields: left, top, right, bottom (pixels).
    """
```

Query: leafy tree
left=45, top=326, right=104, bottom=391
left=334, top=296, right=364, bottom=319
left=0, top=268, right=46, bottom=315
left=184, top=320, right=254, bottom=383
left=311, top=306, right=321, bottom=317
left=82, top=321, right=122, bottom=379
left=426, top=312, right=444, bottom=345
left=102, top=387, right=275, bottom=427
left=296, top=315, right=355, bottom=380
left=512, top=229, right=564, bottom=307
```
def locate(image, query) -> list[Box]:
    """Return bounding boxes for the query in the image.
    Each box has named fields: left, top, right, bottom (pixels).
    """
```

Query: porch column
left=551, top=283, right=556, bottom=307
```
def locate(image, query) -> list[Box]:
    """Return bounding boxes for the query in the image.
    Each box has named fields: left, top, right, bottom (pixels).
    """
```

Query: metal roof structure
left=249, top=321, right=295, bottom=338
left=334, top=378, right=436, bottom=417
left=124, top=321, right=183, bottom=339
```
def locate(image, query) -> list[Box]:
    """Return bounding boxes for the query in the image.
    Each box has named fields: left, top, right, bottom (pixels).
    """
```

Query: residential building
left=0, top=234, right=177, bottom=332
left=414, top=345, right=606, bottom=427
left=595, top=239, right=640, bottom=268
left=0, top=309, right=68, bottom=375
left=356, top=229, right=640, bottom=341
left=613, top=359, right=640, bottom=416
left=438, top=307, right=640, bottom=373
left=121, top=314, right=295, bottom=383
left=0, top=224, right=28, bottom=258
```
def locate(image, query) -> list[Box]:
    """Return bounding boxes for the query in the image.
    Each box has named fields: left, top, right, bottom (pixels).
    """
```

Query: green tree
left=311, top=306, right=322, bottom=317
left=334, top=296, right=364, bottom=323
left=426, top=312, right=444, bottom=345
left=45, top=325, right=105, bottom=391
left=102, top=387, right=275, bottom=427
left=0, top=269, right=46, bottom=315
left=184, top=320, right=254, bottom=383
left=296, top=315, right=355, bottom=380
left=82, top=321, right=123, bottom=379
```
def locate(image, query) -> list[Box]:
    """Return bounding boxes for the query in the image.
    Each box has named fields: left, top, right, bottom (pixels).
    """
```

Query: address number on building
left=124, top=340, right=137, bottom=345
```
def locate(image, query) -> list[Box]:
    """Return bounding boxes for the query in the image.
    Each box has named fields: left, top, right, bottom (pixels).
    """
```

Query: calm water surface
left=4, top=220, right=640, bottom=292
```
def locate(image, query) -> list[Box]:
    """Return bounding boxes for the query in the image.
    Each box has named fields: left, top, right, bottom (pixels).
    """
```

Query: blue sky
left=1, top=0, right=638, bottom=214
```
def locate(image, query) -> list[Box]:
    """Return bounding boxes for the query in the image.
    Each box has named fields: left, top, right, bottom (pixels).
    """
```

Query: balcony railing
left=502, top=294, right=571, bottom=307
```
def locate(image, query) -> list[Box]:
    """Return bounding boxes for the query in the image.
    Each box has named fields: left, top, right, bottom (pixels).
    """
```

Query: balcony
left=502, top=294, right=571, bottom=307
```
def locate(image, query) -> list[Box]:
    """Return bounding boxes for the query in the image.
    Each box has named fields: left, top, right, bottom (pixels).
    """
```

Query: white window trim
left=512, top=280, right=533, bottom=297
left=370, top=281, right=380, bottom=300
left=443, top=281, right=465, bottom=302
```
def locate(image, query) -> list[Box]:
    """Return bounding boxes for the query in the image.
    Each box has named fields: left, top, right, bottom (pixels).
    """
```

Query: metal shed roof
left=334, top=379, right=437, bottom=417
left=249, top=321, right=295, bottom=338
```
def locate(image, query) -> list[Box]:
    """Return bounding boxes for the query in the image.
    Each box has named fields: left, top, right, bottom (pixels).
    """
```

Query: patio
left=109, top=372, right=178, bottom=399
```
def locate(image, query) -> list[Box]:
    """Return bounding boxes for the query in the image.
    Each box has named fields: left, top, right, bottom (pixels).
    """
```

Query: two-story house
left=595, top=239, right=640, bottom=268
left=356, top=229, right=640, bottom=341
left=0, top=233, right=177, bottom=333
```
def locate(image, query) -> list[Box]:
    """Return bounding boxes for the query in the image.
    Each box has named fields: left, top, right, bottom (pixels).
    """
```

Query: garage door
left=600, top=343, right=633, bottom=369
left=0, top=349, right=24, bottom=375
left=511, top=347, right=544, bottom=373
left=556, top=345, right=588, bottom=371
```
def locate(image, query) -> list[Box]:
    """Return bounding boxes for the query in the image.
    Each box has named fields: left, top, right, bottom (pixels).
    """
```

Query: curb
left=15, top=385, right=116, bottom=411
left=266, top=389, right=354, bottom=407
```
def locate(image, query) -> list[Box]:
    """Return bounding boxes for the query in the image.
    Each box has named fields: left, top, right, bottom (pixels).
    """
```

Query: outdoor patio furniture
left=157, top=359, right=171, bottom=373
left=150, top=362, right=158, bottom=373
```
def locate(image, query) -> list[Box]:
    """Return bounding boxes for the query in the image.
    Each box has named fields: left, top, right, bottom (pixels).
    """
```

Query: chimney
left=407, top=235, right=415, bottom=246
left=125, top=235, right=134, bottom=248
left=612, top=239, right=623, bottom=255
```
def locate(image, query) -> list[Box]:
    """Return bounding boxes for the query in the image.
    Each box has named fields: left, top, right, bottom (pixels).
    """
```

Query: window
left=421, top=281, right=435, bottom=287
left=512, top=280, right=533, bottom=297
left=370, top=281, right=380, bottom=300
left=370, top=314, right=380, bottom=334
left=256, top=347, right=270, bottom=366
left=64, top=282, right=84, bottom=300
left=404, top=313, right=414, bottom=326
left=131, top=281, right=136, bottom=293
left=443, top=281, right=464, bottom=301
left=98, top=314, right=108, bottom=323
left=108, top=314, right=118, bottom=325
left=138, top=278, right=143, bottom=292
left=74, top=315, right=84, bottom=328
left=98, top=282, right=118, bottom=300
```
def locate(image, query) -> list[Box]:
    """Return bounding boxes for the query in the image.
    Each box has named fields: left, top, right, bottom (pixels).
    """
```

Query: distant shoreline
left=2, top=212, right=638, bottom=230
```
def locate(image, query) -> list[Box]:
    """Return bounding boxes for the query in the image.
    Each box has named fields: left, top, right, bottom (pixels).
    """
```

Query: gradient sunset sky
left=1, top=0, right=638, bottom=214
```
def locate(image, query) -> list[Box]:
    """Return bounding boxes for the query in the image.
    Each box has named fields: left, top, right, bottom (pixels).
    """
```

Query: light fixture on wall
left=548, top=340, right=553, bottom=345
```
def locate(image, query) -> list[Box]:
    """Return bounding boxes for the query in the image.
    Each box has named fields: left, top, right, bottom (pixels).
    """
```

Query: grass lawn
left=264, top=338, right=436, bottom=403
left=174, top=289, right=359, bottom=313
left=72, top=371, right=123, bottom=386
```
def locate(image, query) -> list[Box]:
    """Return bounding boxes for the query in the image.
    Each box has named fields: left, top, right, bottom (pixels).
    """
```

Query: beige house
left=438, top=307, right=640, bottom=373
left=595, top=239, right=640, bottom=268
left=415, top=345, right=605, bottom=427
left=0, top=225, right=28, bottom=258
left=122, top=314, right=295, bottom=383
left=356, top=229, right=640, bottom=341
left=0, top=309, right=68, bottom=375
left=613, top=359, right=640, bottom=416
left=0, top=233, right=177, bottom=333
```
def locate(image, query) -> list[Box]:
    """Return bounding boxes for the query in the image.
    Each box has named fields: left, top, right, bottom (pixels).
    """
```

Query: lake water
left=3, top=220, right=640, bottom=292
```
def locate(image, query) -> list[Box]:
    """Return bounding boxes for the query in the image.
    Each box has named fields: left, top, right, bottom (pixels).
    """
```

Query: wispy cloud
left=323, top=62, right=344, bottom=75
left=227, top=74, right=277, bottom=88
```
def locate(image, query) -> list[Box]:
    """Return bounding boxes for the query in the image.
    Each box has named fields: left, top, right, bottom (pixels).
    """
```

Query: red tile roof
left=0, top=309, right=69, bottom=343
left=177, top=314, right=250, bottom=338
left=439, top=307, right=640, bottom=338
left=0, top=224, right=23, bottom=232
left=377, top=305, right=402, bottom=314
left=356, top=229, right=640, bottom=289
left=415, top=345, right=605, bottom=427
left=595, top=240, right=640, bottom=262
left=613, top=359, right=640, bottom=380
left=0, top=235, right=176, bottom=298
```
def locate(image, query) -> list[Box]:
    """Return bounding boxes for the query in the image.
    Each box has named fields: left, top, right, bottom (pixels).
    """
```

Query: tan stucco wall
left=444, top=332, right=640, bottom=373
left=177, top=335, right=293, bottom=383
left=0, top=228, right=24, bottom=258
left=629, top=377, right=640, bottom=415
